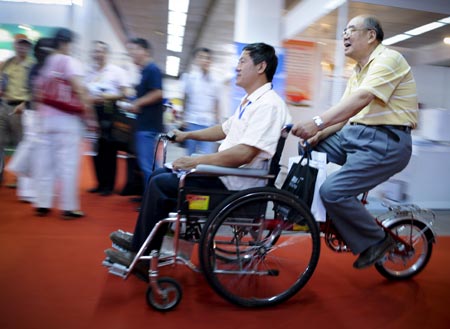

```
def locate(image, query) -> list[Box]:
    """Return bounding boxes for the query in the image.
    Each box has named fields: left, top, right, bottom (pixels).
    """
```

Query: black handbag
left=111, top=109, right=136, bottom=154
left=281, top=151, right=318, bottom=207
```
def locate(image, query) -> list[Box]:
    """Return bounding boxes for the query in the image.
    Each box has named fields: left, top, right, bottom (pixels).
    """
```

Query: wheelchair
left=103, top=125, right=436, bottom=312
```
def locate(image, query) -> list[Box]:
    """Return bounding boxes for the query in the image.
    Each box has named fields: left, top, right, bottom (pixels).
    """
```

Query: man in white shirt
left=106, top=43, right=291, bottom=275
left=181, top=48, right=220, bottom=154
left=85, top=40, right=129, bottom=196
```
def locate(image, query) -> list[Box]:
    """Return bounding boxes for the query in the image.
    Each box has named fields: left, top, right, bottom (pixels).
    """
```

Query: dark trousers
left=92, top=137, right=117, bottom=192
left=131, top=168, right=226, bottom=252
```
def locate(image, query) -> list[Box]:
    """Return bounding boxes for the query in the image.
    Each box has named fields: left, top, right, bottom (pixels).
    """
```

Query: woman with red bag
left=34, top=28, right=96, bottom=219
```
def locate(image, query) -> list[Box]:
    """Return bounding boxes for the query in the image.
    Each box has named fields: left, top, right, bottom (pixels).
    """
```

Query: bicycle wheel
left=199, top=187, right=321, bottom=308
left=375, top=219, right=434, bottom=280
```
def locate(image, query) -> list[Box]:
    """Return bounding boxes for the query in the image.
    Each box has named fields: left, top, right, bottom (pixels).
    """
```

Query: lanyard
left=238, top=99, right=252, bottom=119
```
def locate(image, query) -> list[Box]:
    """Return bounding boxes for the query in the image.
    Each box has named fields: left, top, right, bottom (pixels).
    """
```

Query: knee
left=319, top=179, right=341, bottom=205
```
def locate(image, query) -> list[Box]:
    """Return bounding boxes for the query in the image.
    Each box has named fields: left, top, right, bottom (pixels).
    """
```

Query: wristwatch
left=312, top=116, right=324, bottom=130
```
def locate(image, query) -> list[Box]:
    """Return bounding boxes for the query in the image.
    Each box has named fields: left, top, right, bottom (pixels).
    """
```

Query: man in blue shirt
left=126, top=38, right=163, bottom=187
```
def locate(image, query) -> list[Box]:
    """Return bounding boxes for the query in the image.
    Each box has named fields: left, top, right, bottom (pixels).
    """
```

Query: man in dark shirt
left=126, top=38, right=163, bottom=187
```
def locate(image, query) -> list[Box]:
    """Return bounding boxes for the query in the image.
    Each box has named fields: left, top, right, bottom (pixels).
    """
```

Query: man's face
left=342, top=16, right=374, bottom=61
left=91, top=43, right=107, bottom=65
left=14, top=41, right=31, bottom=58
left=235, top=50, right=259, bottom=89
left=127, top=42, right=146, bottom=66
left=195, top=50, right=211, bottom=72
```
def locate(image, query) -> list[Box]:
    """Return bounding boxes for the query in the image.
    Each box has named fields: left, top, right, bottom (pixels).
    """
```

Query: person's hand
left=172, top=128, right=188, bottom=143
left=127, top=102, right=140, bottom=114
left=12, top=102, right=26, bottom=115
left=172, top=156, right=198, bottom=171
left=291, top=120, right=318, bottom=140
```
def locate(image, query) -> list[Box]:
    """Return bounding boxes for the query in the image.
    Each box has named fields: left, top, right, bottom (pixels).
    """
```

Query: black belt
left=6, top=100, right=24, bottom=106
left=350, top=122, right=411, bottom=142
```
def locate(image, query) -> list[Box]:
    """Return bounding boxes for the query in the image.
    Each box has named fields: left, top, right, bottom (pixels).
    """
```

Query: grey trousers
left=315, top=124, right=412, bottom=254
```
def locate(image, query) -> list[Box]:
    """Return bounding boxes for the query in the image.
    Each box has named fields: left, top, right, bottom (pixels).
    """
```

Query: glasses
left=342, top=27, right=373, bottom=37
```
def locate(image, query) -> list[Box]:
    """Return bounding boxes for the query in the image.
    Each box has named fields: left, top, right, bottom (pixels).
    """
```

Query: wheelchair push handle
left=159, top=131, right=177, bottom=142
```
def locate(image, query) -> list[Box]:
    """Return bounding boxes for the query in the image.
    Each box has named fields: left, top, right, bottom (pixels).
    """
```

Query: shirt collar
left=245, top=82, right=272, bottom=103
left=355, top=43, right=385, bottom=73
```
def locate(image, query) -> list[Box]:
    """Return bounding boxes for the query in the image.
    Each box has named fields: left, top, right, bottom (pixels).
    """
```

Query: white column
left=331, top=2, right=348, bottom=104
left=234, top=0, right=283, bottom=46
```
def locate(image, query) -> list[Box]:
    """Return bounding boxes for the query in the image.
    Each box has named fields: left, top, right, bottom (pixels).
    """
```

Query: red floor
left=1, top=156, right=450, bottom=329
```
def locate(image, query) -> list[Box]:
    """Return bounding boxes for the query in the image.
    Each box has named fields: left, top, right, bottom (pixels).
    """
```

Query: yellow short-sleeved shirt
left=345, top=44, right=418, bottom=128
left=1, top=56, right=34, bottom=101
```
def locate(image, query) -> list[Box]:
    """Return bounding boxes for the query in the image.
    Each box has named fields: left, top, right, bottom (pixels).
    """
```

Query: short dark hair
left=53, top=28, right=74, bottom=48
left=129, top=37, right=152, bottom=52
left=93, top=40, right=110, bottom=52
left=193, top=47, right=212, bottom=56
left=242, top=43, right=278, bottom=82
left=363, top=16, right=384, bottom=42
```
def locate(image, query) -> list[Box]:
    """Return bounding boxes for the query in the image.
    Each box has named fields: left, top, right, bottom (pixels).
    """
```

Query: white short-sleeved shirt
left=219, top=82, right=292, bottom=190
left=85, top=63, right=130, bottom=97
left=182, top=69, right=219, bottom=126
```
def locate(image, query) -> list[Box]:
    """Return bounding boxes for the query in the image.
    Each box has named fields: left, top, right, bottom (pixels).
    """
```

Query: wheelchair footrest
left=103, top=259, right=129, bottom=278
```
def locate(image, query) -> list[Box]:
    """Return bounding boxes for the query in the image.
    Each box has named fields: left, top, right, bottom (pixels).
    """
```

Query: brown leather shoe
left=353, top=234, right=396, bottom=269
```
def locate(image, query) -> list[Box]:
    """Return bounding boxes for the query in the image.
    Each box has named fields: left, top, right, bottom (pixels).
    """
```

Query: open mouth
left=344, top=41, right=351, bottom=50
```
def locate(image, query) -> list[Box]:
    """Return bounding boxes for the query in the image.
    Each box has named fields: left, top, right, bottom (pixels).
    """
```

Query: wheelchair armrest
left=193, top=164, right=270, bottom=178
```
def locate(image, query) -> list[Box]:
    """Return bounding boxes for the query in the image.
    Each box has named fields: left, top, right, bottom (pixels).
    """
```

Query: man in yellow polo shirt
left=0, top=34, right=34, bottom=187
left=292, top=15, right=418, bottom=269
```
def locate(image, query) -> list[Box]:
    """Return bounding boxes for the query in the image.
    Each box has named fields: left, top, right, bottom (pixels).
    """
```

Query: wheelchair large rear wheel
left=199, top=187, right=321, bottom=308
left=375, top=219, right=434, bottom=280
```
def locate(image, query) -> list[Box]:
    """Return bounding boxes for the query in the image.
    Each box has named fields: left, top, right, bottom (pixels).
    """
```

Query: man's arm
left=129, top=89, right=163, bottom=113
left=172, top=143, right=260, bottom=171
left=292, top=89, right=375, bottom=141
left=174, top=124, right=226, bottom=142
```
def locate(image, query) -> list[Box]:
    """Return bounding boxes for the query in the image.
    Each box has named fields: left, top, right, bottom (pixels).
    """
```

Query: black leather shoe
left=36, top=207, right=50, bottom=216
left=353, top=234, right=396, bottom=269
left=100, top=190, right=112, bottom=196
left=104, top=248, right=149, bottom=282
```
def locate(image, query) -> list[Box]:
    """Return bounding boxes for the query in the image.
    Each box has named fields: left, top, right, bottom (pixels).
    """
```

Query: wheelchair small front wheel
left=375, top=219, right=434, bottom=280
left=199, top=187, right=321, bottom=308
left=146, top=277, right=182, bottom=311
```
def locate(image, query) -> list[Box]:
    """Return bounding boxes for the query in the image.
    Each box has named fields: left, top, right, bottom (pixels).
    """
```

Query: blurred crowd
left=0, top=28, right=220, bottom=219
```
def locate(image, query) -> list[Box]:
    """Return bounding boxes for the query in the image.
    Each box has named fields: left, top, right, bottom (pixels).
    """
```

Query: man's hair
left=53, top=28, right=74, bottom=48
left=129, top=37, right=152, bottom=54
left=193, top=47, right=212, bottom=56
left=93, top=40, right=110, bottom=52
left=242, top=43, right=278, bottom=82
left=363, top=16, right=384, bottom=42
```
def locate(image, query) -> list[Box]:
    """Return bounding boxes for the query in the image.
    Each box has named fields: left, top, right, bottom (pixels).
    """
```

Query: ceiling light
left=405, top=22, right=444, bottom=36
left=166, top=56, right=180, bottom=77
left=169, top=0, right=189, bottom=13
left=439, top=17, right=450, bottom=24
left=168, top=11, right=187, bottom=26
left=168, top=24, right=185, bottom=38
left=382, top=34, right=412, bottom=46
left=444, top=37, right=450, bottom=45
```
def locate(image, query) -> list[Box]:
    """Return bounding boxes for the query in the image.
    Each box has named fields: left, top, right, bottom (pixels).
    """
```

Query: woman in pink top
left=34, top=28, right=96, bottom=219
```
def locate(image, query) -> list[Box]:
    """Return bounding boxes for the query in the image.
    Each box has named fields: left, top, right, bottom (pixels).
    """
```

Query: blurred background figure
left=125, top=38, right=163, bottom=188
left=34, top=28, right=96, bottom=219
left=6, top=37, right=54, bottom=203
left=0, top=34, right=34, bottom=188
left=181, top=47, right=220, bottom=155
left=85, top=40, right=129, bottom=196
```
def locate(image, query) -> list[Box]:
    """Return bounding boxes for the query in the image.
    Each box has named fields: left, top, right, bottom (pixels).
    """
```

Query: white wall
left=412, top=65, right=450, bottom=109
left=0, top=1, right=128, bottom=67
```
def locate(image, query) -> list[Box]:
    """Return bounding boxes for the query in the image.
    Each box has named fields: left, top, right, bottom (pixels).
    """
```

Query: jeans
left=135, top=130, right=160, bottom=188
left=185, top=123, right=217, bottom=155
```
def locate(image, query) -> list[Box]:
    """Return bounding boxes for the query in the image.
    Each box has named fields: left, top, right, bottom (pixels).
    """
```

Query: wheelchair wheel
left=145, top=277, right=182, bottom=312
left=375, top=219, right=434, bottom=280
left=199, top=187, right=321, bottom=308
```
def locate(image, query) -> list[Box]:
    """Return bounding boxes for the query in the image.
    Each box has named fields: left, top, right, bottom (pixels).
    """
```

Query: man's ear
left=257, top=61, right=267, bottom=75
